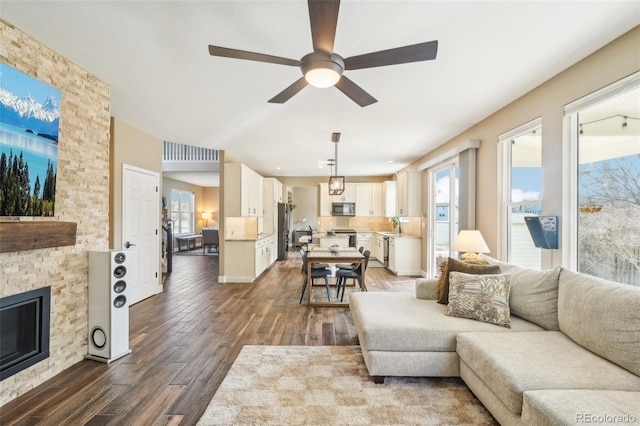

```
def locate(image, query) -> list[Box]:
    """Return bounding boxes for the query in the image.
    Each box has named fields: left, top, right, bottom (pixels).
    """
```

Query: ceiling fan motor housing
left=301, top=52, right=345, bottom=87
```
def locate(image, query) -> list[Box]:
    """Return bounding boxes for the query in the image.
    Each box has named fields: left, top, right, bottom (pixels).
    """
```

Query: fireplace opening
left=0, top=286, right=51, bottom=380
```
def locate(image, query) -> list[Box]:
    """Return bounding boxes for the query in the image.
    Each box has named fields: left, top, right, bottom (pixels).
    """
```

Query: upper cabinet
left=224, top=163, right=264, bottom=217
left=396, top=170, right=420, bottom=217
left=332, top=183, right=356, bottom=203
left=263, top=177, right=282, bottom=233
left=355, top=183, right=383, bottom=216
left=383, top=181, right=397, bottom=217
left=319, top=182, right=356, bottom=216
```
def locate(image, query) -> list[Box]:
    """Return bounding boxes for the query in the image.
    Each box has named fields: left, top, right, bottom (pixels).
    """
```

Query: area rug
left=197, top=345, right=497, bottom=425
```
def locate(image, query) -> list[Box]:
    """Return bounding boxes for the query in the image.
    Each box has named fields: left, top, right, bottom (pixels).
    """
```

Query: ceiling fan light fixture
left=305, top=66, right=341, bottom=88
left=302, top=53, right=344, bottom=88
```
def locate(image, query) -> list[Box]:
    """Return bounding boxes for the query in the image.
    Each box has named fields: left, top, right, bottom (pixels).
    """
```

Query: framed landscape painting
left=0, top=63, right=60, bottom=216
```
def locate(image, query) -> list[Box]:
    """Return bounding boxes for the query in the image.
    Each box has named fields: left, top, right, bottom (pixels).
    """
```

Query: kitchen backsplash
left=317, top=216, right=421, bottom=236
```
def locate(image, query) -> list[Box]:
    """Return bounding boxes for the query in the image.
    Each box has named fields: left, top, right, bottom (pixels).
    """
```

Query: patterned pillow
left=437, top=257, right=501, bottom=305
left=444, top=271, right=512, bottom=328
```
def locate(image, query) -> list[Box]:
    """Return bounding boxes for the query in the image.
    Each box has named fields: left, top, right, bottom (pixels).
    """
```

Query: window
left=574, top=87, right=640, bottom=286
left=420, top=140, right=479, bottom=277
left=430, top=163, right=459, bottom=276
left=499, top=120, right=542, bottom=269
left=170, top=189, right=194, bottom=234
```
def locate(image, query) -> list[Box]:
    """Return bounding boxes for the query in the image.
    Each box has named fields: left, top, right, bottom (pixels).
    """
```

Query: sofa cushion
left=484, top=257, right=561, bottom=330
left=507, top=265, right=561, bottom=330
left=558, top=268, right=640, bottom=376
left=445, top=272, right=511, bottom=328
left=437, top=257, right=501, bottom=304
left=456, top=331, right=640, bottom=414
left=349, top=292, right=543, bottom=353
left=523, top=390, right=640, bottom=426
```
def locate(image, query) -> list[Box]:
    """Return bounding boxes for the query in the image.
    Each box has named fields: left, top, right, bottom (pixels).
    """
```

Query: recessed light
left=387, top=160, right=394, bottom=163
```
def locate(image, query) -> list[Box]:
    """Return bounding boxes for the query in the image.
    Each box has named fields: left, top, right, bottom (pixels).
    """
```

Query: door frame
left=122, top=163, right=162, bottom=304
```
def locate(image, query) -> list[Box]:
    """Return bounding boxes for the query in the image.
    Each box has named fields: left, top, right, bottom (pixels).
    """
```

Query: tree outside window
left=577, top=89, right=639, bottom=286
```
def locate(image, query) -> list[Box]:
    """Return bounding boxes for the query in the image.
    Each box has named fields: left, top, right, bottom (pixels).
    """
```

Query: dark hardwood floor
left=0, top=250, right=416, bottom=425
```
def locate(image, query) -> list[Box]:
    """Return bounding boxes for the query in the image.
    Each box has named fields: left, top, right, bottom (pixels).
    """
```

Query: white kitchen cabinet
left=396, top=170, right=420, bottom=217
left=356, top=232, right=372, bottom=253
left=224, top=163, right=264, bottom=217
left=388, top=237, right=396, bottom=272
left=319, top=182, right=356, bottom=215
left=383, top=181, right=397, bottom=217
left=332, top=183, right=356, bottom=203
left=372, top=233, right=385, bottom=260
left=263, top=178, right=282, bottom=234
left=319, top=183, right=331, bottom=216
left=225, top=236, right=274, bottom=283
left=355, top=183, right=383, bottom=216
left=387, top=236, right=421, bottom=276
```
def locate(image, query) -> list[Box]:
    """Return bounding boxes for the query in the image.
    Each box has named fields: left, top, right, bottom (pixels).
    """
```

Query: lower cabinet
left=356, top=232, right=372, bottom=253
left=372, top=233, right=384, bottom=260
left=388, top=236, right=421, bottom=276
left=225, top=236, right=274, bottom=282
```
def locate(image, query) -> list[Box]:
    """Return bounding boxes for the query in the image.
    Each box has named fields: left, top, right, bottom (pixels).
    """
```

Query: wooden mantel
left=0, top=221, right=77, bottom=253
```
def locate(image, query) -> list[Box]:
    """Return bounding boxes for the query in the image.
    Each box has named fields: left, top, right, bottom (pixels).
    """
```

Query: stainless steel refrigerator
left=277, top=203, right=290, bottom=260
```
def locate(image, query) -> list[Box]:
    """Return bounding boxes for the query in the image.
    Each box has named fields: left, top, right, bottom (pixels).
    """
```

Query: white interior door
left=123, top=164, right=161, bottom=305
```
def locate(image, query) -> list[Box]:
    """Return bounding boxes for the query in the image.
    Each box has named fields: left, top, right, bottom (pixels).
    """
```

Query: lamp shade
left=452, top=230, right=490, bottom=254
left=201, top=212, right=211, bottom=221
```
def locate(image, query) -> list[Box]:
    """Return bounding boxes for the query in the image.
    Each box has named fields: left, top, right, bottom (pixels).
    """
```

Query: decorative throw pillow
left=445, top=271, right=512, bottom=328
left=435, top=261, right=449, bottom=302
left=437, top=257, right=501, bottom=305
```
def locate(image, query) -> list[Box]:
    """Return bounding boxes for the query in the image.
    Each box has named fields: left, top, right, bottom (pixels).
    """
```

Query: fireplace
left=0, top=286, right=51, bottom=380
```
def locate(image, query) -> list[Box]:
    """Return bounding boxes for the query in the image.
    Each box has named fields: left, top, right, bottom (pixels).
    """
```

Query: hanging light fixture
left=328, top=132, right=345, bottom=195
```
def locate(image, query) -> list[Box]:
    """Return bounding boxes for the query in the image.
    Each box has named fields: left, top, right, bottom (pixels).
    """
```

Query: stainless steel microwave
left=332, top=202, right=356, bottom=216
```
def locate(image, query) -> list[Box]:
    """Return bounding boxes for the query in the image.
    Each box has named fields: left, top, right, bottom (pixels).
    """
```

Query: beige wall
left=109, top=117, right=163, bottom=248
left=410, top=25, right=640, bottom=271
left=0, top=20, right=111, bottom=404
left=291, top=186, right=317, bottom=231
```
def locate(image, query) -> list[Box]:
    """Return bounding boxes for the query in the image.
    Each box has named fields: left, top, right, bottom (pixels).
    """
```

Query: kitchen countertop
left=373, top=231, right=421, bottom=239
left=225, top=233, right=274, bottom=241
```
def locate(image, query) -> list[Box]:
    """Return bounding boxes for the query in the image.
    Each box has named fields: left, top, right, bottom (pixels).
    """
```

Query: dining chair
left=299, top=249, right=332, bottom=304
left=335, top=246, right=364, bottom=271
left=202, top=228, right=219, bottom=255
left=335, top=250, right=370, bottom=302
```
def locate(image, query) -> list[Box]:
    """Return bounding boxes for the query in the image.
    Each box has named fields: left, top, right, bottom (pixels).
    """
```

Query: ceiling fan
left=208, top=0, right=438, bottom=107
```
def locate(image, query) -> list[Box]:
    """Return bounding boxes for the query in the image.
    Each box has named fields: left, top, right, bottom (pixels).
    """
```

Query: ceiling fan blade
left=308, top=0, right=340, bottom=56
left=208, top=45, right=300, bottom=67
left=334, top=76, right=377, bottom=107
left=344, top=40, right=438, bottom=70
left=268, top=77, right=309, bottom=104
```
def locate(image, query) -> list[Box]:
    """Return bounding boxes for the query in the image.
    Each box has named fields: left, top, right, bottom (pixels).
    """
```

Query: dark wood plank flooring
left=0, top=250, right=416, bottom=425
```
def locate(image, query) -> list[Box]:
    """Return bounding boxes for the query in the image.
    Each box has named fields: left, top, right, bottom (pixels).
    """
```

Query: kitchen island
left=222, top=233, right=275, bottom=283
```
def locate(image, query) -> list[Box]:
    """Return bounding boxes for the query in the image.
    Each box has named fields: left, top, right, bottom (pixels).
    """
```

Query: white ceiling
left=3, top=1, right=639, bottom=185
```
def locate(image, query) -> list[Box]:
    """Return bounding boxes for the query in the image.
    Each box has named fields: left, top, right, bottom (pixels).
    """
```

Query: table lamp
left=201, top=211, right=211, bottom=227
left=452, top=230, right=490, bottom=262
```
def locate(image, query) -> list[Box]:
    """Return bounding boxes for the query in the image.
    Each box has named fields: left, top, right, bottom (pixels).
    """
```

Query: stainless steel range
left=332, top=229, right=357, bottom=248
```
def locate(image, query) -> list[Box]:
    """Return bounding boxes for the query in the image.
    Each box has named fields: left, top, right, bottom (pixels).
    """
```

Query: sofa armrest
left=415, top=278, right=439, bottom=300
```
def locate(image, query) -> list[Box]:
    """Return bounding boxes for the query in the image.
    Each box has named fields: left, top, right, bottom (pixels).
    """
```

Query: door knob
left=125, top=241, right=136, bottom=249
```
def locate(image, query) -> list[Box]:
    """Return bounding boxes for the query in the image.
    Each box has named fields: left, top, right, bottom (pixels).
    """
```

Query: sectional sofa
left=349, top=257, right=640, bottom=425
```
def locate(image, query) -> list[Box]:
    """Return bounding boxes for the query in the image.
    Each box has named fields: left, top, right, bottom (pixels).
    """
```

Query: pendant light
left=328, top=132, right=345, bottom=195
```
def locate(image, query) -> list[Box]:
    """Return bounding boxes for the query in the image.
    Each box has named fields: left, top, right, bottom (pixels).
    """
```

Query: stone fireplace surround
left=0, top=20, right=111, bottom=406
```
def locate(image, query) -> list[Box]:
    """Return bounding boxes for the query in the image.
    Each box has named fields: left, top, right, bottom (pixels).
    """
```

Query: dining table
left=305, top=246, right=365, bottom=307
